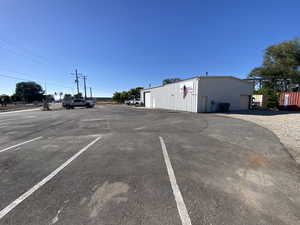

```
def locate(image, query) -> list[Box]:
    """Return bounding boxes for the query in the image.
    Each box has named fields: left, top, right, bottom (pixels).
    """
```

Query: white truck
left=63, top=99, right=95, bottom=109
left=125, top=99, right=141, bottom=105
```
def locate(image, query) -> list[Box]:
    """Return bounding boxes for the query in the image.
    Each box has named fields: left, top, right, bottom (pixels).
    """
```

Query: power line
left=0, top=72, right=75, bottom=92
left=0, top=72, right=111, bottom=97
left=0, top=38, right=48, bottom=66
left=0, top=71, right=75, bottom=91
left=0, top=73, right=28, bottom=81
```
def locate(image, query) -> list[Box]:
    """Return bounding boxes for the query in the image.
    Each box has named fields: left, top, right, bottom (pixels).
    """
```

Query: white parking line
left=0, top=108, right=40, bottom=115
left=0, top=135, right=101, bottom=220
left=159, top=136, right=192, bottom=225
left=0, top=137, right=43, bottom=153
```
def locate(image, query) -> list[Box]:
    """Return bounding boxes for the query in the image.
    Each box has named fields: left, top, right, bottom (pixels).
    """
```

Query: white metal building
left=140, top=76, right=253, bottom=112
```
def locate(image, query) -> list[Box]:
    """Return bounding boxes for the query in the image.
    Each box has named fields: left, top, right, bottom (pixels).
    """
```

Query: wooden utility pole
left=75, top=69, right=80, bottom=94
left=89, top=87, right=93, bottom=99
left=70, top=69, right=82, bottom=95
left=82, top=75, right=87, bottom=99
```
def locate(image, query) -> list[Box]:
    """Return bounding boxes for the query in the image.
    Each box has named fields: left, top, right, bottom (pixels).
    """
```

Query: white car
left=125, top=99, right=141, bottom=105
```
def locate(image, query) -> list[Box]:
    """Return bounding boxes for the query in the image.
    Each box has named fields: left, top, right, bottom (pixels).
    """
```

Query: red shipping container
left=279, top=92, right=300, bottom=110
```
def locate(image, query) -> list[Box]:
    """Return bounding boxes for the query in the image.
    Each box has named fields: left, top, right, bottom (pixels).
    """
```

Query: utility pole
left=89, top=87, right=93, bottom=99
left=70, top=69, right=82, bottom=95
left=75, top=69, right=80, bottom=94
left=44, top=81, right=47, bottom=95
left=82, top=75, right=88, bottom=99
left=43, top=81, right=49, bottom=110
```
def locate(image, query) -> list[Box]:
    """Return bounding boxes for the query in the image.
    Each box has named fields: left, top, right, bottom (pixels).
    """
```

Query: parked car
left=63, top=98, right=95, bottom=109
left=125, top=99, right=141, bottom=105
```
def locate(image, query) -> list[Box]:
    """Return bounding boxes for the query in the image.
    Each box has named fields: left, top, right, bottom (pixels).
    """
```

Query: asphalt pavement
left=0, top=105, right=299, bottom=225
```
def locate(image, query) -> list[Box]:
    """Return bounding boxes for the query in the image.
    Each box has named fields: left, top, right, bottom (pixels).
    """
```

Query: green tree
left=249, top=39, right=300, bottom=91
left=128, top=87, right=143, bottom=99
left=163, top=78, right=181, bottom=85
left=63, top=94, right=73, bottom=100
left=46, top=94, right=55, bottom=102
left=11, top=93, right=21, bottom=102
left=0, top=94, right=10, bottom=106
left=120, top=91, right=129, bottom=102
left=59, top=92, right=63, bottom=101
left=0, top=94, right=10, bottom=102
left=112, top=91, right=131, bottom=103
left=113, top=87, right=144, bottom=103
left=112, top=92, right=122, bottom=103
left=74, top=92, right=83, bottom=99
left=15, top=82, right=44, bottom=103
left=249, top=39, right=300, bottom=108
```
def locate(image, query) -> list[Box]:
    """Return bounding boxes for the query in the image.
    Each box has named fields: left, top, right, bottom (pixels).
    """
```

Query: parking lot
left=0, top=105, right=300, bottom=225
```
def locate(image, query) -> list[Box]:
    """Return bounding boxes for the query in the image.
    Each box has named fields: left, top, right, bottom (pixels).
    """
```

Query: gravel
left=216, top=111, right=300, bottom=164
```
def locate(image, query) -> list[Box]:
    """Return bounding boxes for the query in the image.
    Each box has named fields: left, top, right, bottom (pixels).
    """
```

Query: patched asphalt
left=0, top=105, right=299, bottom=225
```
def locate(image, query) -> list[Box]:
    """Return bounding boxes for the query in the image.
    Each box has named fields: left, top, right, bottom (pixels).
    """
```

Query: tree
left=120, top=91, right=129, bottom=103
left=128, top=87, right=143, bottom=99
left=74, top=92, right=83, bottom=99
left=0, top=94, right=10, bottom=106
left=113, top=87, right=144, bottom=103
left=59, top=92, right=63, bottom=101
left=249, top=39, right=300, bottom=92
left=163, top=78, right=181, bottom=85
left=112, top=92, right=122, bottom=103
left=249, top=39, right=300, bottom=108
left=46, top=94, right=55, bottom=102
left=14, top=82, right=44, bottom=103
left=63, top=94, right=72, bottom=100
left=112, top=91, right=130, bottom=103
left=11, top=93, right=21, bottom=102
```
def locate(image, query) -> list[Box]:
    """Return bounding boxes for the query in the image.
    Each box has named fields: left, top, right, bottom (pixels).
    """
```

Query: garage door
left=145, top=92, right=151, bottom=108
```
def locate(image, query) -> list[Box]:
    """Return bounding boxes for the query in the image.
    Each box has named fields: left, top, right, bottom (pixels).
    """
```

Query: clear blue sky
left=0, top=0, right=299, bottom=97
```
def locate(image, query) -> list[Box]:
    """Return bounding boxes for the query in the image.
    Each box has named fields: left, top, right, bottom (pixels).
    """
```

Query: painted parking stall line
left=159, top=136, right=192, bottom=225
left=0, top=135, right=102, bottom=220
left=0, top=136, right=43, bottom=153
left=0, top=108, right=40, bottom=115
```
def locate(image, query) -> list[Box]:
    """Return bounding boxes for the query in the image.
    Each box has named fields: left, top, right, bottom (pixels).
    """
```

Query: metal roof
left=141, top=76, right=250, bottom=91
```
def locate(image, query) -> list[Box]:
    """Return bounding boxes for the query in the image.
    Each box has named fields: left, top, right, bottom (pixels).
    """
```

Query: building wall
left=140, top=76, right=254, bottom=113
left=198, top=77, right=253, bottom=112
left=141, top=78, right=198, bottom=112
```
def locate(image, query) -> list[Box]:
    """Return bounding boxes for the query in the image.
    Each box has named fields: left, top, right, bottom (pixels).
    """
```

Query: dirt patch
left=247, top=152, right=270, bottom=169
left=88, top=181, right=129, bottom=218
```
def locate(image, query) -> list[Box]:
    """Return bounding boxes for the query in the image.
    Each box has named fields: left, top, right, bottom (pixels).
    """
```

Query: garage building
left=140, top=76, right=253, bottom=112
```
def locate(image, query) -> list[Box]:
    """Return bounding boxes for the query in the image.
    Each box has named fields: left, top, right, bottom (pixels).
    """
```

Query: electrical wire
left=0, top=73, right=75, bottom=92
left=0, top=38, right=48, bottom=66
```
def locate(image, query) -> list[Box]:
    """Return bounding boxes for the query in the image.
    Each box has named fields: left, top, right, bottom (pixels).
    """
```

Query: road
left=0, top=105, right=299, bottom=225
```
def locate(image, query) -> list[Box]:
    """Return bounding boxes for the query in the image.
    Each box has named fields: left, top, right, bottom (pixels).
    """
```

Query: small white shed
left=140, top=76, right=253, bottom=112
